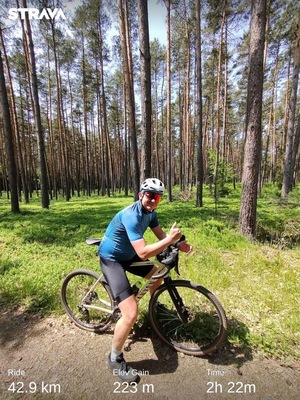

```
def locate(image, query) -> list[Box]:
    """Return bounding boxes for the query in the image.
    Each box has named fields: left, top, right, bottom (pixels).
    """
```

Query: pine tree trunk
left=213, top=1, right=227, bottom=204
left=20, top=0, right=49, bottom=208
left=166, top=0, right=172, bottom=201
left=281, top=13, right=300, bottom=197
left=118, top=0, right=140, bottom=199
left=0, top=28, right=29, bottom=204
left=239, top=0, right=267, bottom=238
left=0, top=45, right=20, bottom=213
left=195, top=0, right=203, bottom=207
left=138, top=0, right=152, bottom=181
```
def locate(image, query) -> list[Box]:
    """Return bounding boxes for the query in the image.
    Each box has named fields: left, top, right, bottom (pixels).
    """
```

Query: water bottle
left=131, top=280, right=142, bottom=295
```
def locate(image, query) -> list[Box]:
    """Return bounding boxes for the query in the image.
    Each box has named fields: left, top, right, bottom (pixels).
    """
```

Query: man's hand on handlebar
left=177, top=240, right=193, bottom=255
left=169, top=223, right=193, bottom=255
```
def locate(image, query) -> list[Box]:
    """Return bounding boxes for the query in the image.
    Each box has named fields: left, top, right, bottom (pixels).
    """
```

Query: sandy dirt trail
left=0, top=309, right=299, bottom=400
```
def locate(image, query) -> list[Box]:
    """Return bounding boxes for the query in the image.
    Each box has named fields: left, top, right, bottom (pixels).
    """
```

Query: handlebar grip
left=161, top=249, right=178, bottom=266
left=175, top=235, right=186, bottom=248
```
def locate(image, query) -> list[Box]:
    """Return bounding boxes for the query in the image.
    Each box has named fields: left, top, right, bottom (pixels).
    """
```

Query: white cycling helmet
left=140, top=178, right=165, bottom=195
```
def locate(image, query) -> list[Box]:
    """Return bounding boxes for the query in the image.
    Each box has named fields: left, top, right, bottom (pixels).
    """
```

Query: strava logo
left=8, top=8, right=66, bottom=20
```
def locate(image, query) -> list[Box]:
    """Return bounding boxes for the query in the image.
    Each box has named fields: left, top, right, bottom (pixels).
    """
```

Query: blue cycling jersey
left=98, top=200, right=159, bottom=261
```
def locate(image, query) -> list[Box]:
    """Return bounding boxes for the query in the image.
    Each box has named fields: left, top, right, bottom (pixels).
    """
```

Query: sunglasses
left=143, top=191, right=162, bottom=202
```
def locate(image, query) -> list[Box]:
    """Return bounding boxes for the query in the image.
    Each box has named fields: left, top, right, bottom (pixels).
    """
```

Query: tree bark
left=20, top=0, right=49, bottom=208
left=239, top=0, right=267, bottom=237
left=0, top=44, right=20, bottom=213
left=138, top=0, right=152, bottom=181
left=196, top=0, right=203, bottom=207
left=166, top=0, right=172, bottom=201
left=281, top=12, right=300, bottom=197
left=118, top=0, right=140, bottom=199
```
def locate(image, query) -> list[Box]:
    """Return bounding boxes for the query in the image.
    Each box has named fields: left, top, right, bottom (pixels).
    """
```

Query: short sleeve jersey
left=98, top=200, right=159, bottom=261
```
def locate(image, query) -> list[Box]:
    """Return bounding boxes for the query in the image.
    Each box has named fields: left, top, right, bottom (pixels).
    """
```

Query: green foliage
left=0, top=185, right=299, bottom=362
left=207, top=149, right=236, bottom=199
left=257, top=184, right=300, bottom=247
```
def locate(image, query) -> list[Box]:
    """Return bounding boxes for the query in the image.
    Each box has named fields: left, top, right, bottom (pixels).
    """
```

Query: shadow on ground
left=117, top=315, right=252, bottom=375
left=0, top=306, right=47, bottom=349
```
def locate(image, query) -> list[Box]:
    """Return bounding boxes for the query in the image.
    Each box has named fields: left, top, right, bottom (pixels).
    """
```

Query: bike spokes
left=150, top=281, right=227, bottom=355
left=61, top=270, right=114, bottom=332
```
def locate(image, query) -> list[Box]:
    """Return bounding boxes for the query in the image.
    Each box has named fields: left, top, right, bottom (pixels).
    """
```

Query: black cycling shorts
left=100, top=255, right=154, bottom=304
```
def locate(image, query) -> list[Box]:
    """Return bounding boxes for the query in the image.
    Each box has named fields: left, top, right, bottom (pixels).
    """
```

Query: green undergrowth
left=0, top=185, right=299, bottom=363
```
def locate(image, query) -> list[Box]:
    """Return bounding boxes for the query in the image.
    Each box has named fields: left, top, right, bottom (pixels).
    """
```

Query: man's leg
left=112, top=294, right=138, bottom=352
left=100, top=258, right=139, bottom=382
left=108, top=294, right=138, bottom=382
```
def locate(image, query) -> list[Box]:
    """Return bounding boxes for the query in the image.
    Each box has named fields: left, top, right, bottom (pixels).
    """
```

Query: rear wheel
left=61, top=269, right=115, bottom=332
left=149, top=280, right=227, bottom=355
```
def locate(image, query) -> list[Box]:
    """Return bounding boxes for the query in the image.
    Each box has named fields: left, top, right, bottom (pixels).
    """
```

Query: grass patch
left=0, top=185, right=299, bottom=362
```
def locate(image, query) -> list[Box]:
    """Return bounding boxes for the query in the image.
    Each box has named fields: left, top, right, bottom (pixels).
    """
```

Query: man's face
left=140, top=191, right=162, bottom=212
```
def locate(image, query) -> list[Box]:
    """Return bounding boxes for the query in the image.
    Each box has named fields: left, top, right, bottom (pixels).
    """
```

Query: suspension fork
left=163, top=277, right=189, bottom=323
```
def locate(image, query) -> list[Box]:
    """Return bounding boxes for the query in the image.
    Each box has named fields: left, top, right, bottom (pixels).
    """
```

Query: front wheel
left=149, top=280, right=227, bottom=356
left=61, top=269, right=115, bottom=332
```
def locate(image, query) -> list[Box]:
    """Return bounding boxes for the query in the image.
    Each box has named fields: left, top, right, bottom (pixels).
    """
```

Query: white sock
left=110, top=347, right=122, bottom=362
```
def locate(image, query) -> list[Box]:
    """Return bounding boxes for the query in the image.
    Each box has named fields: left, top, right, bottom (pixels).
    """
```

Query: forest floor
left=0, top=307, right=299, bottom=400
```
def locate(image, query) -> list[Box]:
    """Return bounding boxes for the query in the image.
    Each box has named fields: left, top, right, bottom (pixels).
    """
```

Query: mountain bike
left=61, top=239, right=227, bottom=356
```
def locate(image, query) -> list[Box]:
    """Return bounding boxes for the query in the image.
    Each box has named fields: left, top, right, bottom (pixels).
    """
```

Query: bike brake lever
left=161, top=249, right=179, bottom=267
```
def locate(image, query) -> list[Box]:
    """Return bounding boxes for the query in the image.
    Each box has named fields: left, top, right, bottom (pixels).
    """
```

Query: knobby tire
left=148, top=280, right=227, bottom=356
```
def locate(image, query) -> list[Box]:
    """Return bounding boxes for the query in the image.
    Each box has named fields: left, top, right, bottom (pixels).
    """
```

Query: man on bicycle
left=98, top=178, right=192, bottom=383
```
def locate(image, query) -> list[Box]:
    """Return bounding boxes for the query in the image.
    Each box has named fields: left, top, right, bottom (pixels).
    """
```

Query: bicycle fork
left=164, top=278, right=189, bottom=323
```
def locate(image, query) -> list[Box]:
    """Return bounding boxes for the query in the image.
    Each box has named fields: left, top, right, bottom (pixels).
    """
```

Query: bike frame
left=131, top=258, right=188, bottom=322
left=130, top=259, right=170, bottom=302
left=81, top=280, right=112, bottom=313
left=81, top=259, right=171, bottom=315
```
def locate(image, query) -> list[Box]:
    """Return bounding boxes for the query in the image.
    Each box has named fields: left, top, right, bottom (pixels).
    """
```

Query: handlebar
left=156, top=246, right=178, bottom=265
left=156, top=246, right=180, bottom=275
